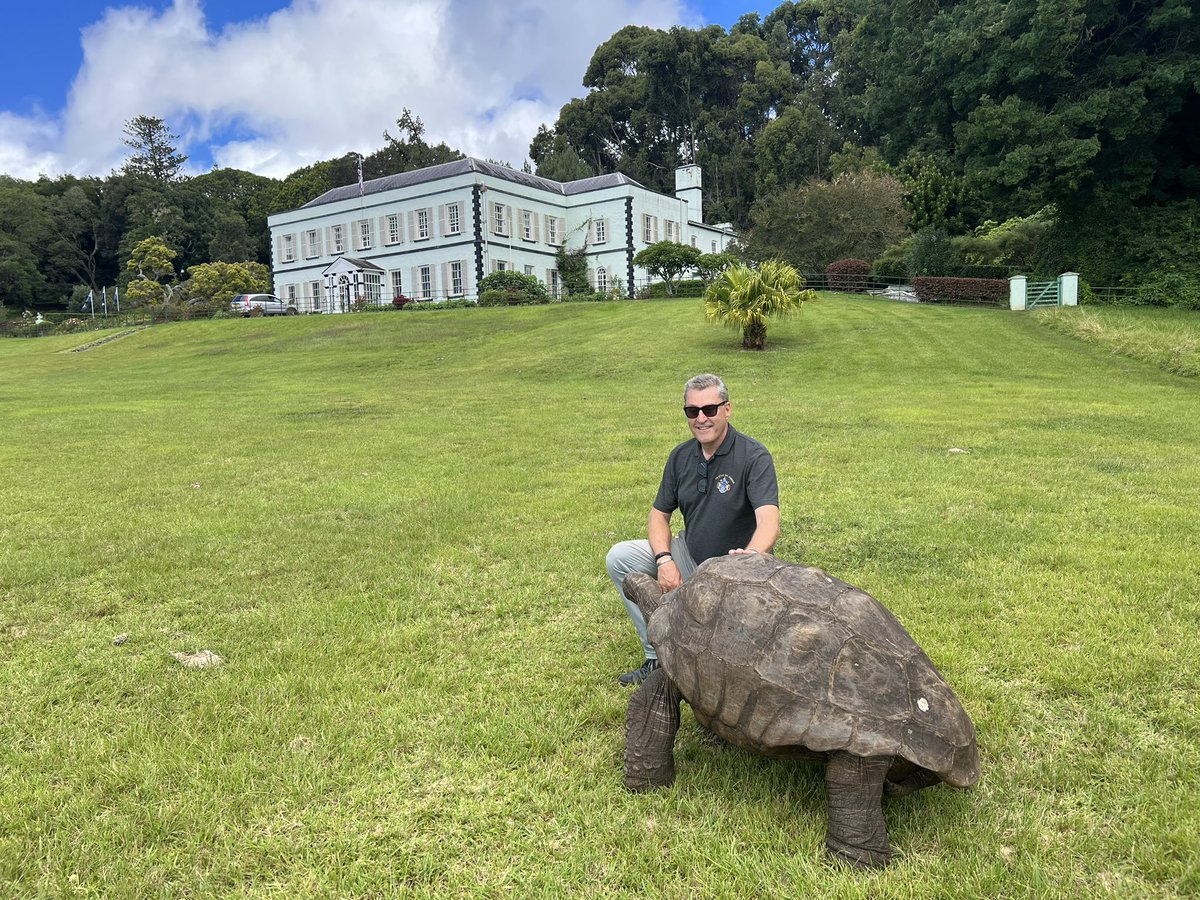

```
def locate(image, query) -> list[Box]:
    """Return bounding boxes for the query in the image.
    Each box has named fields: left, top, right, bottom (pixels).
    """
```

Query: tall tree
left=121, top=115, right=189, bottom=182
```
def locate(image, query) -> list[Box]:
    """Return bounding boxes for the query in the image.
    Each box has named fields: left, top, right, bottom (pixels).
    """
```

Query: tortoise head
left=623, top=572, right=666, bottom=621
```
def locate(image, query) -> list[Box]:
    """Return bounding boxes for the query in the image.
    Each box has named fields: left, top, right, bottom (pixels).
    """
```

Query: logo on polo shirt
left=715, top=474, right=735, bottom=494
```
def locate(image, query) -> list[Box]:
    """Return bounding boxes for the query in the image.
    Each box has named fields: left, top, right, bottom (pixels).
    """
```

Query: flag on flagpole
left=114, top=285, right=120, bottom=313
left=84, top=290, right=95, bottom=318
left=102, top=285, right=108, bottom=316
left=357, top=154, right=365, bottom=197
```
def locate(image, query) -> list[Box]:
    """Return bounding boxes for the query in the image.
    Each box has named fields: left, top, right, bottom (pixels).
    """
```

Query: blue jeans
left=605, top=533, right=698, bottom=660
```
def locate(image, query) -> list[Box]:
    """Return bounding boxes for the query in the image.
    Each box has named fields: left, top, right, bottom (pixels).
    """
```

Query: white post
left=1060, top=272, right=1079, bottom=306
left=1009, top=275, right=1027, bottom=311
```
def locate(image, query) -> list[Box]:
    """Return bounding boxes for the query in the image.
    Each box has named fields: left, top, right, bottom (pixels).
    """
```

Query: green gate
left=1026, top=278, right=1061, bottom=308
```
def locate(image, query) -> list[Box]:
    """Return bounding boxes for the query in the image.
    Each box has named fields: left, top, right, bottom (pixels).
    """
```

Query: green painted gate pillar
left=1060, top=272, right=1079, bottom=306
left=1009, top=275, right=1027, bottom=311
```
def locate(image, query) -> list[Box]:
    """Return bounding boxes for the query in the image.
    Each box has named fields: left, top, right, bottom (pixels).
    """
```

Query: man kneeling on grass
left=605, top=373, right=781, bottom=686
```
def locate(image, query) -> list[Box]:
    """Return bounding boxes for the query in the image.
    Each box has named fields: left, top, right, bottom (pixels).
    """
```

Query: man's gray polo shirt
left=653, top=425, right=779, bottom=565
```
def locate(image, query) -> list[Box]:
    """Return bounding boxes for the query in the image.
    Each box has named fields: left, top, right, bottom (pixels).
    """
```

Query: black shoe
left=618, top=658, right=660, bottom=687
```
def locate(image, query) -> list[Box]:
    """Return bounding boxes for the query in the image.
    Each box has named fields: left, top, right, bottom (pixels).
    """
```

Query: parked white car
left=230, top=293, right=298, bottom=316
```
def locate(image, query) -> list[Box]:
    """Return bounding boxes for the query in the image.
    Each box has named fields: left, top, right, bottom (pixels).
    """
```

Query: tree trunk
left=742, top=318, right=766, bottom=350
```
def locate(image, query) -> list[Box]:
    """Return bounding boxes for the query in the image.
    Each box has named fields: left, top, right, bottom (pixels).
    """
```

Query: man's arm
left=648, top=506, right=682, bottom=591
left=728, top=504, right=780, bottom=556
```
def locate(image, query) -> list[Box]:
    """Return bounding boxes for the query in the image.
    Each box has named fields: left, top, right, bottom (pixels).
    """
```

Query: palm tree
left=703, top=260, right=812, bottom=350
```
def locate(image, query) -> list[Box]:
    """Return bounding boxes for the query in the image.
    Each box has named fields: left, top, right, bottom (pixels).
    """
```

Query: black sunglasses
left=683, top=402, right=726, bottom=419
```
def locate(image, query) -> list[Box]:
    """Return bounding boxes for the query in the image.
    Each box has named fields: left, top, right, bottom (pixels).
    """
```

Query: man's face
left=684, top=386, right=731, bottom=452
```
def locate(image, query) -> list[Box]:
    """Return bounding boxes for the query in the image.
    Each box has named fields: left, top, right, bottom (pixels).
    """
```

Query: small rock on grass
left=113, top=633, right=129, bottom=646
left=171, top=649, right=224, bottom=669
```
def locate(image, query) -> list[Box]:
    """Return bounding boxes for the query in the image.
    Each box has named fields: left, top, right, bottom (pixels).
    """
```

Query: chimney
left=675, top=164, right=702, bottom=223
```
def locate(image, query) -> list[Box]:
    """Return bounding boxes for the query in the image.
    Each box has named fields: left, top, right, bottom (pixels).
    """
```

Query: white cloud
left=0, top=0, right=688, bottom=181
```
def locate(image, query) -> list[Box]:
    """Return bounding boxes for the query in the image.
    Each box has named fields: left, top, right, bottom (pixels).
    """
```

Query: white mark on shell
left=917, top=697, right=930, bottom=712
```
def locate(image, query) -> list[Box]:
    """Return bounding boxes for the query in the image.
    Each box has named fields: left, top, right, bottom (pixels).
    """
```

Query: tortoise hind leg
left=824, top=751, right=893, bottom=868
left=623, top=668, right=681, bottom=791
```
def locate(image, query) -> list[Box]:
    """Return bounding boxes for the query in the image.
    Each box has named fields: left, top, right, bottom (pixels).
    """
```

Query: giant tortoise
left=622, top=553, right=979, bottom=868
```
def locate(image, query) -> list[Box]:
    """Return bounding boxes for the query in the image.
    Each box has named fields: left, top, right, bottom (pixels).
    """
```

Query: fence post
left=1060, top=272, right=1079, bottom=306
left=1009, top=275, right=1027, bottom=311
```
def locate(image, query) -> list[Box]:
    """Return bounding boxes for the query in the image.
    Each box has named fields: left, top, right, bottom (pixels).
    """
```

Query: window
left=310, top=280, right=322, bottom=311
left=417, top=209, right=430, bottom=240
left=391, top=270, right=403, bottom=299
left=642, top=214, right=653, bottom=243
left=524, top=265, right=534, bottom=276
left=493, top=260, right=508, bottom=273
left=665, top=220, right=674, bottom=242
left=331, top=225, right=345, bottom=254
left=364, top=272, right=382, bottom=304
left=549, top=269, right=561, bottom=299
left=491, top=202, right=508, bottom=236
left=281, top=234, right=295, bottom=262
left=691, top=235, right=697, bottom=248
left=386, top=214, right=401, bottom=245
left=522, top=210, right=532, bottom=241
left=596, top=267, right=608, bottom=294
left=711, top=240, right=717, bottom=253
left=286, top=284, right=297, bottom=302
left=419, top=265, right=432, bottom=299
left=450, top=261, right=464, bottom=297
left=446, top=203, right=461, bottom=235
left=548, top=216, right=559, bottom=245
left=594, top=218, right=607, bottom=243
left=305, top=230, right=319, bottom=258
left=358, top=220, right=372, bottom=251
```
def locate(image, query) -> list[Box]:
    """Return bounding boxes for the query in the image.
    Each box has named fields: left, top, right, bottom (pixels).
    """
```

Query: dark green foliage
left=556, top=244, right=590, bottom=296
left=477, top=271, right=550, bottom=305
left=121, top=115, right=188, bottom=182
left=747, top=171, right=910, bottom=271
left=637, top=279, right=706, bottom=298
left=904, top=227, right=958, bottom=278
left=633, top=241, right=702, bottom=295
left=1131, top=271, right=1200, bottom=309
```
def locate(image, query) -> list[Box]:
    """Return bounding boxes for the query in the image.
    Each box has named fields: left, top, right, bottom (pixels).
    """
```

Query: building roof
left=301, top=158, right=646, bottom=209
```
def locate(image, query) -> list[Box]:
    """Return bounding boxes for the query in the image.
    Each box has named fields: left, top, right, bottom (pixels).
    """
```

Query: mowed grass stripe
left=1, top=297, right=1197, bottom=897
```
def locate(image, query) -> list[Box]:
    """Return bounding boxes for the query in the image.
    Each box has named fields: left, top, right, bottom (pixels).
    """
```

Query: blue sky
left=1, top=0, right=765, bottom=180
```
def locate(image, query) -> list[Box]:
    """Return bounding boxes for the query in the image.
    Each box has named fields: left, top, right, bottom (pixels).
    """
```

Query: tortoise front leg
left=623, top=668, right=681, bottom=791
left=824, top=751, right=893, bottom=867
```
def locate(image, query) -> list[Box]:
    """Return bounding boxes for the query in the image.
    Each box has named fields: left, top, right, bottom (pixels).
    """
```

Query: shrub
left=871, top=245, right=908, bottom=281
left=1132, top=271, right=1200, bottom=309
left=478, top=289, right=509, bottom=307
left=392, top=294, right=411, bottom=309
left=825, top=259, right=871, bottom=292
left=478, top=271, right=550, bottom=305
left=905, top=227, right=959, bottom=277
left=637, top=279, right=706, bottom=299
left=912, top=276, right=1007, bottom=305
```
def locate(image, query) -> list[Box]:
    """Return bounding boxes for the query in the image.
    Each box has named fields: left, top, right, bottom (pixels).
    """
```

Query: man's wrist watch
left=654, top=551, right=673, bottom=565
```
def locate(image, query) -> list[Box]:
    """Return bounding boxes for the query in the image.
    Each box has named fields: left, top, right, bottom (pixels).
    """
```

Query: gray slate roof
left=302, top=158, right=646, bottom=209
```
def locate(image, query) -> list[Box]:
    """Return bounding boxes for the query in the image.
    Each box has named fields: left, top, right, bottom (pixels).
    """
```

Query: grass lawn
left=2, top=296, right=1197, bottom=897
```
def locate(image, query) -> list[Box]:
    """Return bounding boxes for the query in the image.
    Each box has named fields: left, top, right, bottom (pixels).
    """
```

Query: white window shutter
left=439, top=205, right=447, bottom=237
left=408, top=211, right=416, bottom=239
left=504, top=206, right=512, bottom=236
left=531, top=212, right=540, bottom=241
left=324, top=226, right=331, bottom=252
left=441, top=263, right=449, bottom=297
left=654, top=218, right=660, bottom=242
left=411, top=266, right=419, bottom=295
left=588, top=267, right=595, bottom=289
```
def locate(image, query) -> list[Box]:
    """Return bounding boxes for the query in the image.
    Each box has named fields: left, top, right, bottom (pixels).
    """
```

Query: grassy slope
left=1034, top=305, right=1200, bottom=378
left=1, top=298, right=1197, bottom=897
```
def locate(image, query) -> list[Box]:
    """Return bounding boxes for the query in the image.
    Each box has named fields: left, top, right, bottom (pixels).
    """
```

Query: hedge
left=912, top=276, right=1008, bottom=305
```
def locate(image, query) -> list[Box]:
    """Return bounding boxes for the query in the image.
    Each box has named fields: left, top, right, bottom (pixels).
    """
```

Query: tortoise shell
left=646, top=553, right=979, bottom=786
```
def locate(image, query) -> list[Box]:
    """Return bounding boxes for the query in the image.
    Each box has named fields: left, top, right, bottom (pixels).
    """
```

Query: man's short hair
left=683, top=373, right=729, bottom=404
